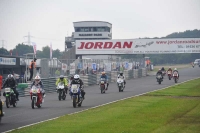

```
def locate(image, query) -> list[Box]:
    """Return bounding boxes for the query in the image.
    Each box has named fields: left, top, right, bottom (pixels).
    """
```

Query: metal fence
left=34, top=58, right=146, bottom=79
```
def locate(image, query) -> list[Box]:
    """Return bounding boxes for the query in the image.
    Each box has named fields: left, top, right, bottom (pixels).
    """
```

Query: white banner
left=76, top=38, right=200, bottom=54
left=62, top=63, right=68, bottom=72
left=104, top=63, right=111, bottom=71
left=0, top=57, right=16, bottom=65
left=70, top=63, right=75, bottom=74
left=128, top=63, right=133, bottom=70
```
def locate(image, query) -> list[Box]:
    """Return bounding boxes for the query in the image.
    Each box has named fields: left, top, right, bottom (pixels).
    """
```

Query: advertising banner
left=92, top=63, right=97, bottom=70
left=76, top=38, right=200, bottom=54
left=62, top=63, right=68, bottom=72
left=128, top=63, right=133, bottom=70
left=70, top=63, right=75, bottom=74
left=0, top=57, right=16, bottom=65
left=104, top=63, right=111, bottom=71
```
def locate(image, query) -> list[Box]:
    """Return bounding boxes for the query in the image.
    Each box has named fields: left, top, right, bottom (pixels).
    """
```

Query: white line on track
left=3, top=77, right=200, bottom=133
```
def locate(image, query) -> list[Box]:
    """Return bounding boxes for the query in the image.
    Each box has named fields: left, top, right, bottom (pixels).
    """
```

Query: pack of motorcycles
left=0, top=77, right=126, bottom=123
left=156, top=70, right=179, bottom=84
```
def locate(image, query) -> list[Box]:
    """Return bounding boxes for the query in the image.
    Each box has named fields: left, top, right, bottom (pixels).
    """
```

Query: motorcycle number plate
left=71, top=85, right=78, bottom=89
left=5, top=88, right=11, bottom=92
left=32, top=89, right=37, bottom=93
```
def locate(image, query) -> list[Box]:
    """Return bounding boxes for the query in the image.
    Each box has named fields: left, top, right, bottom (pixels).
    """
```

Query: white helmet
left=174, top=68, right=177, bottom=70
left=8, top=74, right=13, bottom=78
left=35, top=75, right=41, bottom=84
left=74, top=74, right=80, bottom=80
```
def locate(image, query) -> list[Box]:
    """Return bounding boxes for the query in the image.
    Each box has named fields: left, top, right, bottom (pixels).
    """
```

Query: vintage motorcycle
left=70, top=84, right=83, bottom=108
left=117, top=78, right=124, bottom=92
left=30, top=85, right=43, bottom=109
left=4, top=87, right=17, bottom=108
left=57, top=82, right=66, bottom=101
left=167, top=70, right=172, bottom=80
left=173, top=71, right=179, bottom=83
left=156, top=74, right=163, bottom=84
left=99, top=78, right=107, bottom=94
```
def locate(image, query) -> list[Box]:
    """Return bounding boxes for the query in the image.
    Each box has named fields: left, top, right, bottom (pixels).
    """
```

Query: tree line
left=0, top=43, right=63, bottom=59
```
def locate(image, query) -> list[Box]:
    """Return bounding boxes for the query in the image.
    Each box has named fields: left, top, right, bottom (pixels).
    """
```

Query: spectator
left=29, top=58, right=37, bottom=81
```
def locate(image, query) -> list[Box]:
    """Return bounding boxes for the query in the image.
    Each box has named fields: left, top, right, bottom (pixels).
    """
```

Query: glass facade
left=75, top=27, right=111, bottom=32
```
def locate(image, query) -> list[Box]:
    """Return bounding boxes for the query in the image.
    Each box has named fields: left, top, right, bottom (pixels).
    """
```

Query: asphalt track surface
left=0, top=67, right=200, bottom=132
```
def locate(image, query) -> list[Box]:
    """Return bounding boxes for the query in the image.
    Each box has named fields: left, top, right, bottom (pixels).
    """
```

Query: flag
left=50, top=43, right=52, bottom=59
left=32, top=42, right=37, bottom=55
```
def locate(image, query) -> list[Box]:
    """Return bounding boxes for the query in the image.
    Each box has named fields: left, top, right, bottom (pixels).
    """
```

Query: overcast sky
left=0, top=0, right=200, bottom=51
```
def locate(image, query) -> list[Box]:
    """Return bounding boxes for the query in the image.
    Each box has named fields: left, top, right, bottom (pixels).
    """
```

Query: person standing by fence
left=29, top=58, right=37, bottom=81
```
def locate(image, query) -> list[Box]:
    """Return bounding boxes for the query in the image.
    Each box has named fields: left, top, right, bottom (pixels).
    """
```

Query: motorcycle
left=99, top=78, right=107, bottom=94
left=173, top=71, right=179, bottom=83
left=30, top=85, right=43, bottom=109
left=0, top=99, right=4, bottom=123
left=70, top=84, right=83, bottom=108
left=4, top=87, right=17, bottom=108
left=167, top=71, right=172, bottom=80
left=156, top=74, right=163, bottom=84
left=57, top=82, right=66, bottom=101
left=117, top=78, right=124, bottom=92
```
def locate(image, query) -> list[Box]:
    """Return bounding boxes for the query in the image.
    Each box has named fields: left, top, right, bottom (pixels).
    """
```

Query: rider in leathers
left=70, top=74, right=85, bottom=99
left=173, top=68, right=180, bottom=79
left=117, top=72, right=126, bottom=88
left=156, top=69, right=163, bottom=79
left=2, top=74, right=19, bottom=101
left=31, top=75, right=45, bottom=98
left=99, top=72, right=109, bottom=90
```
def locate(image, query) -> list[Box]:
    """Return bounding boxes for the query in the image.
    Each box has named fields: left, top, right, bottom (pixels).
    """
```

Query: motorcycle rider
left=156, top=69, right=163, bottom=79
left=117, top=72, right=126, bottom=88
left=161, top=67, right=166, bottom=71
left=55, top=75, right=68, bottom=94
left=99, top=71, right=109, bottom=90
left=31, top=75, right=45, bottom=98
left=2, top=74, right=19, bottom=101
left=70, top=74, right=85, bottom=99
left=173, top=68, right=180, bottom=79
left=167, top=67, right=173, bottom=73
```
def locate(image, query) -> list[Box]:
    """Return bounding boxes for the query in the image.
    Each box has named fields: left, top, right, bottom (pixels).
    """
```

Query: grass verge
left=10, top=78, right=200, bottom=133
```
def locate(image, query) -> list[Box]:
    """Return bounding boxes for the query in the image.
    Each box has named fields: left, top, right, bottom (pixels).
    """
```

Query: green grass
left=11, top=78, right=200, bottom=133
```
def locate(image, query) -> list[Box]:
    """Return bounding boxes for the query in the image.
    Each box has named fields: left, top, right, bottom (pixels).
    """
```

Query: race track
left=0, top=67, right=200, bottom=132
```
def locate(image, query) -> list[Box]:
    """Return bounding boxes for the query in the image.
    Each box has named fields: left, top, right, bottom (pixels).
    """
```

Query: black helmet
left=60, top=75, right=64, bottom=80
left=120, top=72, right=123, bottom=76
left=70, top=75, right=74, bottom=80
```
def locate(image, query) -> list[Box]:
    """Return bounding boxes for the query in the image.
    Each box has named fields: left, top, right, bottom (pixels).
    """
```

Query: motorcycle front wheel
left=118, top=86, right=121, bottom=92
left=6, top=97, right=10, bottom=108
left=73, top=96, right=77, bottom=108
left=62, top=91, right=66, bottom=100
left=100, top=86, right=105, bottom=94
left=32, top=97, right=36, bottom=109
left=58, top=91, right=62, bottom=101
left=175, top=78, right=177, bottom=83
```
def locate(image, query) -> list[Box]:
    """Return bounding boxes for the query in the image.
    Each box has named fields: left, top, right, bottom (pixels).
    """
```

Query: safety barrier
left=17, top=68, right=147, bottom=97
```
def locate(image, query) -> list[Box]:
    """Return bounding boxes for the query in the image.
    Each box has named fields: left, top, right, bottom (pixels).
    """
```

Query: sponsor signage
left=76, top=38, right=200, bottom=54
left=0, top=57, right=16, bottom=65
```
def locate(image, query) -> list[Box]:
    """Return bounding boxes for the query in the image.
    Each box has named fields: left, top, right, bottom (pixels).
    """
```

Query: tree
left=12, top=43, right=34, bottom=56
left=0, top=47, right=9, bottom=55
